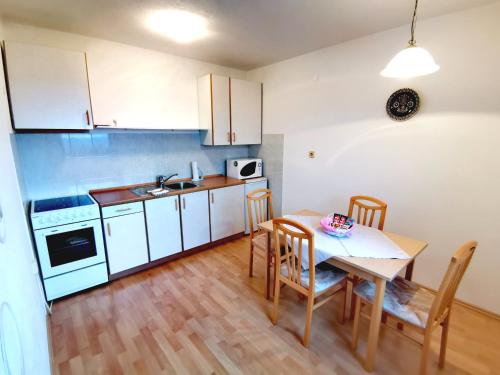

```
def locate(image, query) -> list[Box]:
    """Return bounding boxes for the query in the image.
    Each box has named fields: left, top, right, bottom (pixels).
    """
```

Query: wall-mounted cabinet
left=3, top=41, right=93, bottom=130
left=198, top=74, right=262, bottom=146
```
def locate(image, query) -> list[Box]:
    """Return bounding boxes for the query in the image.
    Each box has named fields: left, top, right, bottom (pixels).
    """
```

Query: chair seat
left=281, top=262, right=347, bottom=293
left=354, top=277, right=434, bottom=328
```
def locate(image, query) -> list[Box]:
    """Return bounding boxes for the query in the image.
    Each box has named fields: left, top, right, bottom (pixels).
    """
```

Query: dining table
left=258, top=209, right=428, bottom=372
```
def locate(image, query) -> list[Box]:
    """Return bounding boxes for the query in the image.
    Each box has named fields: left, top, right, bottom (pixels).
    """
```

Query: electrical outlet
left=308, top=151, right=316, bottom=159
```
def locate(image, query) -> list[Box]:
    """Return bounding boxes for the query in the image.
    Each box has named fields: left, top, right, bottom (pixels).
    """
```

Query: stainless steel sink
left=164, top=182, right=198, bottom=190
left=129, top=185, right=158, bottom=197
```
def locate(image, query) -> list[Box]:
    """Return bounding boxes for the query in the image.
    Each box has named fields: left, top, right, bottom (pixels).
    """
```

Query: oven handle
left=107, top=223, right=111, bottom=236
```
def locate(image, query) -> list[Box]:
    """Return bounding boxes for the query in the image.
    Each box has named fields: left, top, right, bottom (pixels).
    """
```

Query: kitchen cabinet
left=209, top=185, right=245, bottom=241
left=198, top=74, right=231, bottom=145
left=145, top=196, right=182, bottom=261
left=230, top=78, right=262, bottom=145
left=3, top=41, right=93, bottom=130
left=198, top=74, right=262, bottom=146
left=88, top=46, right=201, bottom=130
left=180, top=190, right=210, bottom=250
left=102, top=202, right=149, bottom=274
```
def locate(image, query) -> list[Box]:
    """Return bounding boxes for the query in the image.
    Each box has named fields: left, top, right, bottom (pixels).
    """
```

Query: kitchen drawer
left=102, top=201, right=143, bottom=218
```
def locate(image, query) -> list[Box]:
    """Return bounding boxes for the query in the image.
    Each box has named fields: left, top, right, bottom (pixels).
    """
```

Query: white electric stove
left=31, top=194, right=108, bottom=300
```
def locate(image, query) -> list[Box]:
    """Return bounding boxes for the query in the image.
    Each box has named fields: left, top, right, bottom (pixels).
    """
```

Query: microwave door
left=240, top=162, right=257, bottom=177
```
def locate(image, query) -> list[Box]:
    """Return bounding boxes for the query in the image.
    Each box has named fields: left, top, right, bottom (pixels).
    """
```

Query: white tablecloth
left=283, top=215, right=410, bottom=269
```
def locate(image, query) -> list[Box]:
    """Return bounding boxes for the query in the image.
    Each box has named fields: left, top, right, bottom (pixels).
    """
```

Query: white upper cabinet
left=209, top=185, right=245, bottom=241
left=230, top=78, right=262, bottom=145
left=145, top=196, right=182, bottom=261
left=88, top=46, right=201, bottom=130
left=4, top=41, right=93, bottom=130
left=198, top=74, right=261, bottom=146
left=198, top=74, right=231, bottom=145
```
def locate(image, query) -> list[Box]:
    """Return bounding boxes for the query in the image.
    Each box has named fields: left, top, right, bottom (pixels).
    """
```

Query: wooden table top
left=258, top=209, right=428, bottom=281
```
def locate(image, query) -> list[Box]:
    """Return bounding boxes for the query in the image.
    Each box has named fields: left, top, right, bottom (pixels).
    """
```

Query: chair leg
left=350, top=275, right=359, bottom=320
left=338, top=282, right=347, bottom=324
left=351, top=296, right=362, bottom=350
left=303, top=294, right=315, bottom=347
left=439, top=314, right=450, bottom=369
left=271, top=277, right=281, bottom=325
left=419, top=332, right=432, bottom=375
left=248, top=243, right=254, bottom=277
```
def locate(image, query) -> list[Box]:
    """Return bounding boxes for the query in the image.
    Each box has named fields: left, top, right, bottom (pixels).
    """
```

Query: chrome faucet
left=158, top=173, right=178, bottom=188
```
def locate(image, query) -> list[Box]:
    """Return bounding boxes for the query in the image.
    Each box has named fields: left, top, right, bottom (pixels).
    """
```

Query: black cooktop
left=34, top=195, right=94, bottom=213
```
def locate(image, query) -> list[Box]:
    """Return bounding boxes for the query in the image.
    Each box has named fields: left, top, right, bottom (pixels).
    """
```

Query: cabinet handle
left=112, top=119, right=118, bottom=127
left=86, top=110, right=91, bottom=126
left=211, top=192, right=214, bottom=204
left=115, top=208, right=131, bottom=213
left=233, top=132, right=236, bottom=143
left=182, top=197, right=186, bottom=210
left=175, top=198, right=178, bottom=211
left=227, top=132, right=231, bottom=143
left=107, top=223, right=111, bottom=236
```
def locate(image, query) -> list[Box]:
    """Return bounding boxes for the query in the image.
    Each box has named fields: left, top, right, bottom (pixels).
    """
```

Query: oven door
left=34, top=219, right=105, bottom=279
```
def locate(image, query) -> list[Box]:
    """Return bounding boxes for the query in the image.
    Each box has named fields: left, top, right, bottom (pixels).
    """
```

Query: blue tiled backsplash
left=14, top=131, right=249, bottom=202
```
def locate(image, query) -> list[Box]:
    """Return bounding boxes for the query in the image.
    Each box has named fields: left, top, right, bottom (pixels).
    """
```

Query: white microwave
left=226, top=158, right=263, bottom=179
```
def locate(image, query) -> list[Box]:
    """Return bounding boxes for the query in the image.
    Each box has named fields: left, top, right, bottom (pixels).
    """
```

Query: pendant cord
left=409, top=0, right=419, bottom=46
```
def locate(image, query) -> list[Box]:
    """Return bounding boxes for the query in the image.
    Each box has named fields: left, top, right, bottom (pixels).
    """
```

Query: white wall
left=0, top=19, right=51, bottom=375
left=3, top=22, right=246, bottom=129
left=248, top=3, right=500, bottom=314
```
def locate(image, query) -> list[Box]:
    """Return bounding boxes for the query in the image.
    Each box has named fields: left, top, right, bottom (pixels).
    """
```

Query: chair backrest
left=273, top=218, right=314, bottom=293
left=348, top=195, right=387, bottom=230
left=247, top=188, right=274, bottom=240
left=426, top=241, right=478, bottom=329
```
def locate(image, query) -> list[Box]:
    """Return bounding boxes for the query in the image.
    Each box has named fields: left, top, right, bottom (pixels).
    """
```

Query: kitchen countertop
left=90, top=175, right=245, bottom=207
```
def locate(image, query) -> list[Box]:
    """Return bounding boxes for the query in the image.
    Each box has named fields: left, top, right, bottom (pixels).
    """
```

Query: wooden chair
left=271, top=218, right=348, bottom=347
left=348, top=195, right=387, bottom=230
left=247, top=188, right=274, bottom=294
left=346, top=195, right=388, bottom=319
left=351, top=241, right=478, bottom=375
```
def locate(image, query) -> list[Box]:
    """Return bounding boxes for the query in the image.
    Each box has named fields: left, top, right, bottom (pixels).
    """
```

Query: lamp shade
left=380, top=44, right=440, bottom=78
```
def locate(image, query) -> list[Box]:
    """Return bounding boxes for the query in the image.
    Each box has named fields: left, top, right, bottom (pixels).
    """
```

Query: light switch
left=308, top=151, right=316, bottom=159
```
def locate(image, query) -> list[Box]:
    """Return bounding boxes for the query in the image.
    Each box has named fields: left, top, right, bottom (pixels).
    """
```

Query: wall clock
left=386, top=88, right=420, bottom=121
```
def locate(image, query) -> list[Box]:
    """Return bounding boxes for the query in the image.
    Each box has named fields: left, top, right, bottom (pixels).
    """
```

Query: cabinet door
left=90, top=47, right=201, bottom=130
left=4, top=41, right=93, bottom=130
left=230, top=78, right=262, bottom=145
left=210, top=185, right=245, bottom=241
left=145, top=196, right=182, bottom=261
left=103, top=212, right=149, bottom=274
left=211, top=75, right=231, bottom=145
left=180, top=190, right=210, bottom=250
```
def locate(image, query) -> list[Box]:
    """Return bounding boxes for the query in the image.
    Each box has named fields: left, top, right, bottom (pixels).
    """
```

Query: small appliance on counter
left=30, top=194, right=108, bottom=300
left=226, top=158, right=263, bottom=180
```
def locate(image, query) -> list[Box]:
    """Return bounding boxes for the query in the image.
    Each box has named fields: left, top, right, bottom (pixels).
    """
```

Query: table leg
left=265, top=231, right=272, bottom=300
left=365, top=277, right=386, bottom=372
left=405, top=259, right=415, bottom=281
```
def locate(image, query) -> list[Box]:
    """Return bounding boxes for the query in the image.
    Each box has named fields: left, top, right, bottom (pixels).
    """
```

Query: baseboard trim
left=414, top=282, right=500, bottom=321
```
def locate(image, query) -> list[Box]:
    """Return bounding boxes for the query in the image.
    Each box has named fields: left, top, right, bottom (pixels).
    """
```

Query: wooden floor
left=50, top=237, right=500, bottom=375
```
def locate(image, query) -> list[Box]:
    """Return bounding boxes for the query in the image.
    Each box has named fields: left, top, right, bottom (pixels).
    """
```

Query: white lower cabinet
left=103, top=203, right=149, bottom=274
left=145, top=196, right=182, bottom=260
left=180, top=190, right=210, bottom=250
left=209, top=185, right=245, bottom=241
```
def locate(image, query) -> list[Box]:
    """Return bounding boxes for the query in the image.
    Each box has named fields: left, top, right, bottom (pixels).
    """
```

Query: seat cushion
left=281, top=261, right=347, bottom=293
left=354, top=277, right=434, bottom=328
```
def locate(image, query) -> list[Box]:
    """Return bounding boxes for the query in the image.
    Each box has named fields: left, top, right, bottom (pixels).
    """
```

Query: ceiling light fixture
left=147, top=9, right=208, bottom=44
left=381, top=0, right=440, bottom=78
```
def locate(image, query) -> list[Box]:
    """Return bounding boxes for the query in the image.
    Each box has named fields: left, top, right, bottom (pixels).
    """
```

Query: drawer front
left=102, top=202, right=143, bottom=218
